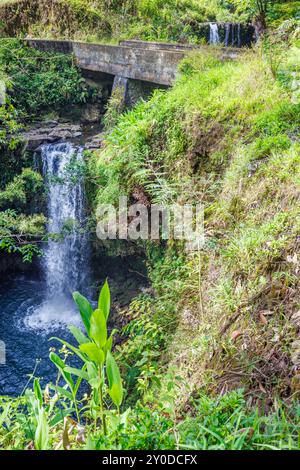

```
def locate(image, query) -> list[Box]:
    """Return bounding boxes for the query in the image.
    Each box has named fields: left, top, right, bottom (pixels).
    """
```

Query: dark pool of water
left=0, top=277, right=82, bottom=396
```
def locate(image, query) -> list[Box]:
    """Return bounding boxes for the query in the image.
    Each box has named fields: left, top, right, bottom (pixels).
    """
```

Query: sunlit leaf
left=98, top=280, right=110, bottom=320
left=68, top=325, right=89, bottom=345
left=73, top=292, right=93, bottom=334
left=80, top=342, right=105, bottom=366
left=34, top=407, right=49, bottom=450
left=106, top=351, right=123, bottom=407
left=90, top=309, right=107, bottom=348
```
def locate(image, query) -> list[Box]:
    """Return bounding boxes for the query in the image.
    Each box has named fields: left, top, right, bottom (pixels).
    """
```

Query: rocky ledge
left=84, top=132, right=105, bottom=150
left=20, top=121, right=83, bottom=151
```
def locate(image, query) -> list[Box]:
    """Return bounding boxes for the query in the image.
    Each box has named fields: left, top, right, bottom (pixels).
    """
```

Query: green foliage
left=0, top=98, right=20, bottom=148
left=88, top=40, right=300, bottom=408
left=117, top=295, right=164, bottom=403
left=0, top=0, right=298, bottom=44
left=2, top=381, right=300, bottom=449
left=0, top=38, right=88, bottom=117
left=1, top=6, right=300, bottom=450
left=0, top=166, right=45, bottom=260
left=0, top=168, right=43, bottom=209
left=51, top=281, right=123, bottom=434
left=0, top=39, right=91, bottom=261
left=0, top=0, right=238, bottom=44
left=268, top=2, right=300, bottom=27
left=0, top=208, right=46, bottom=262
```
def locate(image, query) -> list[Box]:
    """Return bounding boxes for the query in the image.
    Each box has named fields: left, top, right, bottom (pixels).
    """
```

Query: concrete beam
left=111, top=75, right=129, bottom=109
left=25, top=39, right=241, bottom=87
left=119, top=39, right=198, bottom=52
left=25, top=39, right=187, bottom=86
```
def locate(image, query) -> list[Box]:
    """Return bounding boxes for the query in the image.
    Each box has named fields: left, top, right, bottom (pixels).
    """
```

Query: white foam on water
left=22, top=295, right=81, bottom=334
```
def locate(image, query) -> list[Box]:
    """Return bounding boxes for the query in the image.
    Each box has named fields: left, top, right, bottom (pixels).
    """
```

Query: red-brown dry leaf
left=231, top=330, right=242, bottom=342
left=259, top=313, right=268, bottom=325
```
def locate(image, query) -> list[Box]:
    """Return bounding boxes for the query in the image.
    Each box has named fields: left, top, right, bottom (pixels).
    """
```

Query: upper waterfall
left=209, top=23, right=220, bottom=45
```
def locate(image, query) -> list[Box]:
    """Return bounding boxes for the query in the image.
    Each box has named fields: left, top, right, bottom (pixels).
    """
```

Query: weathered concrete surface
left=25, top=39, right=190, bottom=86
left=119, top=39, right=198, bottom=52
left=111, top=74, right=167, bottom=109
left=112, top=75, right=129, bottom=108
left=25, top=38, right=242, bottom=86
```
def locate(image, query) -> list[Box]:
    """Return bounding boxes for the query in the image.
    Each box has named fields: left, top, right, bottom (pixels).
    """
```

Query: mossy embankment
left=1, top=4, right=300, bottom=450
left=90, top=29, right=300, bottom=407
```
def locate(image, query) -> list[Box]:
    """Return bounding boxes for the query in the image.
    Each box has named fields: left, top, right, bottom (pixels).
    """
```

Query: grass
left=1, top=4, right=300, bottom=451
left=90, top=33, right=300, bottom=408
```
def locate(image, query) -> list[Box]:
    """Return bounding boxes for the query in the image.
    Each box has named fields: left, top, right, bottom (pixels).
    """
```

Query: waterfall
left=225, top=23, right=230, bottom=47
left=24, top=142, right=90, bottom=332
left=237, top=23, right=241, bottom=48
left=209, top=23, right=220, bottom=45
left=42, top=142, right=89, bottom=296
left=213, top=23, right=244, bottom=48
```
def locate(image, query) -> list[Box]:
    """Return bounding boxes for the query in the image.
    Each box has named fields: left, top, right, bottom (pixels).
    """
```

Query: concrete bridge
left=25, top=39, right=199, bottom=86
left=25, top=38, right=239, bottom=106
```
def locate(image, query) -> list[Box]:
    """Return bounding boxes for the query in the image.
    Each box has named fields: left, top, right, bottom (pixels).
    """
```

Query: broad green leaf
left=68, top=325, right=89, bottom=345
left=33, top=378, right=43, bottom=406
left=109, top=383, right=123, bottom=409
left=86, top=362, right=98, bottom=380
left=89, top=377, right=101, bottom=389
left=103, top=336, right=113, bottom=356
left=90, top=309, right=107, bottom=348
left=64, top=366, right=89, bottom=381
left=103, top=329, right=118, bottom=356
left=34, top=407, right=49, bottom=450
left=80, top=342, right=105, bottom=366
left=49, top=351, right=65, bottom=371
left=106, top=351, right=123, bottom=407
left=73, top=292, right=93, bottom=334
left=98, top=280, right=110, bottom=320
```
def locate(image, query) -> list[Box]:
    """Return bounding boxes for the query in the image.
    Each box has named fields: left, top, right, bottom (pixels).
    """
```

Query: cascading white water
left=225, top=23, right=230, bottom=47
left=24, top=142, right=90, bottom=332
left=216, top=23, right=243, bottom=48
left=237, top=23, right=241, bottom=48
left=231, top=23, right=241, bottom=47
left=42, top=142, right=89, bottom=295
left=209, top=23, right=220, bottom=45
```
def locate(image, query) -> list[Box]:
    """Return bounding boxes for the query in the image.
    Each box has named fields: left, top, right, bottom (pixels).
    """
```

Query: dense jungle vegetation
left=1, top=0, right=300, bottom=451
left=0, top=0, right=298, bottom=43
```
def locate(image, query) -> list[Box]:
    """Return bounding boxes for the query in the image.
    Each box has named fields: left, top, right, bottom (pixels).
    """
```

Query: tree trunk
left=253, top=12, right=267, bottom=39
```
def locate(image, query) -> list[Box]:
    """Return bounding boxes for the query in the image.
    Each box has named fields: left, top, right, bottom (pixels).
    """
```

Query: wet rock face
left=0, top=252, right=40, bottom=280
left=81, top=103, right=103, bottom=124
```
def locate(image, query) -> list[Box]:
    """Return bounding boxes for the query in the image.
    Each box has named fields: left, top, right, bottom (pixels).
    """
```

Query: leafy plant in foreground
left=50, top=281, right=123, bottom=435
